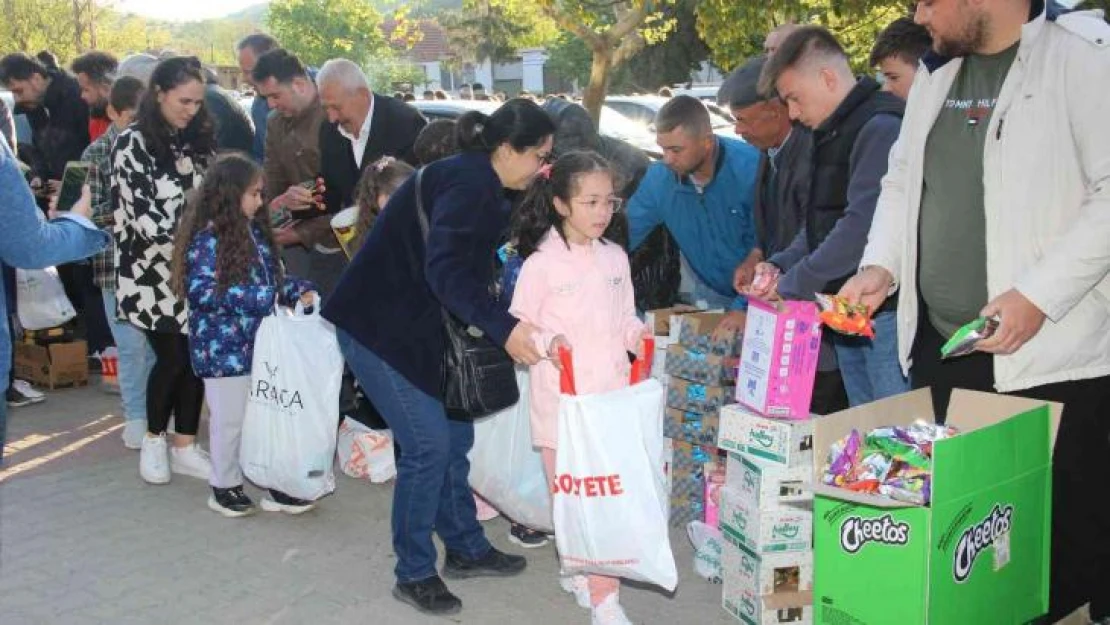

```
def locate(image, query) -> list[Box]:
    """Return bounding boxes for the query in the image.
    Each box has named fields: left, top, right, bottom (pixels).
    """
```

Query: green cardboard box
left=812, top=390, right=1060, bottom=625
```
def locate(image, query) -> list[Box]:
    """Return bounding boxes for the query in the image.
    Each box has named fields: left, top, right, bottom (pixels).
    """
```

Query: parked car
left=605, top=95, right=737, bottom=140
left=410, top=99, right=662, bottom=158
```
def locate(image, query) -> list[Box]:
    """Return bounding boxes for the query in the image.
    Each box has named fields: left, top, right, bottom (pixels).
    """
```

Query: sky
left=114, top=0, right=267, bottom=22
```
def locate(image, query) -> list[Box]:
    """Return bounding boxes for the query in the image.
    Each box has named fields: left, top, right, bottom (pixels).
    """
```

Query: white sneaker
left=559, top=574, right=591, bottom=609
left=121, top=421, right=146, bottom=450
left=139, top=434, right=171, bottom=484
left=12, top=380, right=45, bottom=403
left=591, top=593, right=632, bottom=625
left=170, top=444, right=212, bottom=481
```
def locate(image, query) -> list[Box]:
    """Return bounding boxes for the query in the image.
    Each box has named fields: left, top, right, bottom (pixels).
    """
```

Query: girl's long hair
left=171, top=152, right=279, bottom=299
left=512, top=150, right=620, bottom=259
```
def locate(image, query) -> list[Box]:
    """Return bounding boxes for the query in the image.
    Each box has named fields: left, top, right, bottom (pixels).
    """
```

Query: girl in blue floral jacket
left=171, top=153, right=316, bottom=518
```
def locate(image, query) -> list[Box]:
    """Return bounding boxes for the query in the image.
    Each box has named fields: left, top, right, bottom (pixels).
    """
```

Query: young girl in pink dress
left=509, top=151, right=648, bottom=625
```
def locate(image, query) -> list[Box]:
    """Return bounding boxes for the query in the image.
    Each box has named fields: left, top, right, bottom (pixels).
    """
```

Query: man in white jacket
left=840, top=1, right=1110, bottom=621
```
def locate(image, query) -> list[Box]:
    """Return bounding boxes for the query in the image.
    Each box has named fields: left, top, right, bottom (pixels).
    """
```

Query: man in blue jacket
left=626, top=95, right=760, bottom=331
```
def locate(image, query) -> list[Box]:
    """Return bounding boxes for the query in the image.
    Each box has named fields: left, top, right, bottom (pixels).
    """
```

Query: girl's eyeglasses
left=573, top=197, right=624, bottom=214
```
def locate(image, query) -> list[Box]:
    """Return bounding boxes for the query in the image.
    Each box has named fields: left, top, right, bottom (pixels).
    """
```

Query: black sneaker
left=508, top=522, right=550, bottom=549
left=261, top=489, right=316, bottom=515
left=6, top=387, right=33, bottom=408
left=392, top=575, right=462, bottom=615
left=208, top=486, right=255, bottom=518
left=443, top=546, right=527, bottom=579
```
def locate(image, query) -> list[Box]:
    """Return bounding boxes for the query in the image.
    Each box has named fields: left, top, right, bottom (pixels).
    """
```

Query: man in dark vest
left=748, top=26, right=909, bottom=407
left=722, top=55, right=847, bottom=416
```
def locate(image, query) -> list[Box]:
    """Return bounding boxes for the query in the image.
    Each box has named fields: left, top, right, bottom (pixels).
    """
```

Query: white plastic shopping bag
left=240, top=296, right=344, bottom=501
left=468, top=368, right=553, bottom=532
left=552, top=378, right=677, bottom=591
left=687, top=520, right=724, bottom=583
left=16, top=267, right=76, bottom=330
left=337, top=416, right=396, bottom=483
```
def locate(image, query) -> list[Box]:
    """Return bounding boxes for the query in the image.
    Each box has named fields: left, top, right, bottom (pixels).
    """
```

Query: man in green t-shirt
left=840, top=1, right=1110, bottom=622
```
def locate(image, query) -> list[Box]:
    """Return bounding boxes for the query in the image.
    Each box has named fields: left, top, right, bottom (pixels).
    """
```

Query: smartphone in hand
left=55, top=161, right=92, bottom=212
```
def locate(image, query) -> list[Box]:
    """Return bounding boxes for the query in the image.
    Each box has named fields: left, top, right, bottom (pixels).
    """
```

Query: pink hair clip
left=537, top=163, right=553, bottom=180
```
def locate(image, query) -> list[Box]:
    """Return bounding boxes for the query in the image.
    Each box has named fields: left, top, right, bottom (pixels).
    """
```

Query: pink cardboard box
left=736, top=298, right=821, bottom=419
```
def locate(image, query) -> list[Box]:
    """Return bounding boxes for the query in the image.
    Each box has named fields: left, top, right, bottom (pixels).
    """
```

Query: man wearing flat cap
left=720, top=55, right=847, bottom=415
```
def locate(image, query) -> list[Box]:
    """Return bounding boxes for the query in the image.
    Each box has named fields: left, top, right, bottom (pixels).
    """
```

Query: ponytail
left=455, top=111, right=491, bottom=152
left=513, top=169, right=559, bottom=259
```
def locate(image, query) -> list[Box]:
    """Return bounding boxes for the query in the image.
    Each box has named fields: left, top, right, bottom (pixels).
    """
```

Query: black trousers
left=912, top=317, right=1110, bottom=621
left=144, top=331, right=203, bottom=437
left=811, top=369, right=850, bottom=415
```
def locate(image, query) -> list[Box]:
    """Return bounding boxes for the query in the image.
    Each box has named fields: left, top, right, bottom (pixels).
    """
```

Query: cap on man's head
left=718, top=56, right=768, bottom=110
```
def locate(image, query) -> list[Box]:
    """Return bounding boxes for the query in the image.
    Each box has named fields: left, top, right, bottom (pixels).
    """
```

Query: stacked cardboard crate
left=716, top=299, right=824, bottom=624
left=645, top=309, right=739, bottom=527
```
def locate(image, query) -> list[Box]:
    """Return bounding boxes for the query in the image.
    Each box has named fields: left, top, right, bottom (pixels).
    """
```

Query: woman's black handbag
left=413, top=169, right=520, bottom=420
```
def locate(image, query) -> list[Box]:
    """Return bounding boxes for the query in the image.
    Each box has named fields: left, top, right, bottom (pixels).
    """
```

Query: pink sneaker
left=473, top=493, right=500, bottom=522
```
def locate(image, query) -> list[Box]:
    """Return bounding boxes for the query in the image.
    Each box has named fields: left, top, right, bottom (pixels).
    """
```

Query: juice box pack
left=717, top=404, right=814, bottom=470
left=736, top=298, right=821, bottom=419
left=720, top=485, right=813, bottom=556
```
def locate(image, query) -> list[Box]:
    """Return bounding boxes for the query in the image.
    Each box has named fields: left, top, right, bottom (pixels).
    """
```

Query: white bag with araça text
left=553, top=378, right=677, bottom=591
left=240, top=297, right=344, bottom=501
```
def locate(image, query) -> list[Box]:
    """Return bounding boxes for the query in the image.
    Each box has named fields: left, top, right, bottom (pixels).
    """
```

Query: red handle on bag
left=558, top=346, right=577, bottom=395
left=630, top=336, right=655, bottom=384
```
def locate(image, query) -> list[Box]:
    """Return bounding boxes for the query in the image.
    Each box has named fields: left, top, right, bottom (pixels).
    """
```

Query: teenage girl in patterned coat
left=110, top=56, right=214, bottom=486
left=171, top=153, right=316, bottom=517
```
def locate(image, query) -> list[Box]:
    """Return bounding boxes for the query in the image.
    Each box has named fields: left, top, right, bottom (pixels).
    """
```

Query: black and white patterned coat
left=110, top=126, right=208, bottom=334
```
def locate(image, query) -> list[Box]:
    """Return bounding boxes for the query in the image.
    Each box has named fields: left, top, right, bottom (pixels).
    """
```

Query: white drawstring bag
left=469, top=368, right=553, bottom=532
left=552, top=378, right=678, bottom=591
left=240, top=296, right=343, bottom=501
left=16, top=267, right=76, bottom=330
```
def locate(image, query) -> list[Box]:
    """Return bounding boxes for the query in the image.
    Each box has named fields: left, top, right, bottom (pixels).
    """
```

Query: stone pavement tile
left=1, top=385, right=739, bottom=625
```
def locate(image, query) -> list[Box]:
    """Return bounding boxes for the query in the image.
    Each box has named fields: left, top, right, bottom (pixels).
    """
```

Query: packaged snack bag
left=941, top=316, right=999, bottom=359
left=815, top=293, right=875, bottom=338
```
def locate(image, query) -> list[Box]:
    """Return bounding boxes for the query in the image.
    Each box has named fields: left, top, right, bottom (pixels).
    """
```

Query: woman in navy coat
left=323, top=98, right=555, bottom=615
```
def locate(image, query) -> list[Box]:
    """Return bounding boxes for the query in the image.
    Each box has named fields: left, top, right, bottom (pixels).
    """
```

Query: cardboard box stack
left=14, top=330, right=88, bottom=390
left=647, top=310, right=740, bottom=527
left=716, top=298, right=823, bottom=624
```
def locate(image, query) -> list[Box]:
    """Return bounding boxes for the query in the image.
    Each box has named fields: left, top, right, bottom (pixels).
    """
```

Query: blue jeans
left=0, top=397, right=7, bottom=466
left=102, top=290, right=154, bottom=423
left=833, top=310, right=910, bottom=406
left=337, top=329, right=492, bottom=582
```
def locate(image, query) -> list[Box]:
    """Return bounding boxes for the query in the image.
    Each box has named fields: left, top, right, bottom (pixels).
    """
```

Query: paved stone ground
left=0, top=381, right=736, bottom=625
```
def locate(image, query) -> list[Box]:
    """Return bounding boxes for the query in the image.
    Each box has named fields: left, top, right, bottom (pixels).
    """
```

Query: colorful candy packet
left=815, top=293, right=875, bottom=338
left=941, top=316, right=999, bottom=359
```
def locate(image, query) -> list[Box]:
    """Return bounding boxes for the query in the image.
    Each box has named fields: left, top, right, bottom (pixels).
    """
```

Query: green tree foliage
left=696, top=0, right=910, bottom=72
left=267, top=0, right=390, bottom=67
left=531, top=0, right=678, bottom=123
left=546, top=0, right=710, bottom=95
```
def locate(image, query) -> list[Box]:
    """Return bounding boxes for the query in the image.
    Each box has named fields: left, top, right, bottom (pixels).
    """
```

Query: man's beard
left=90, top=100, right=109, bottom=119
left=934, top=6, right=990, bottom=57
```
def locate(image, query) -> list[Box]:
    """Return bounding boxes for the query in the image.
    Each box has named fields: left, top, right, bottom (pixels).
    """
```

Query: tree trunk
left=581, top=44, right=612, bottom=128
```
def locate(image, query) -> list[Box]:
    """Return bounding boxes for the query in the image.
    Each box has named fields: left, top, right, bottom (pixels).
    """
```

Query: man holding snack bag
left=252, top=48, right=329, bottom=284
left=839, top=1, right=1110, bottom=621
left=745, top=27, right=910, bottom=407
